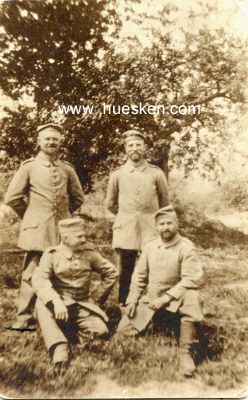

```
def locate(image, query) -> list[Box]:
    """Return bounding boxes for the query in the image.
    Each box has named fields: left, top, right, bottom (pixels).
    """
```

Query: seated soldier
left=32, top=218, right=118, bottom=367
left=117, top=205, right=204, bottom=377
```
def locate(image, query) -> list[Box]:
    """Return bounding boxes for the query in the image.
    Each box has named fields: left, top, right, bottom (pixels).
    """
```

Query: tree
left=0, top=0, right=247, bottom=189
left=0, top=0, right=120, bottom=188
left=70, top=26, right=247, bottom=182
left=0, top=0, right=119, bottom=105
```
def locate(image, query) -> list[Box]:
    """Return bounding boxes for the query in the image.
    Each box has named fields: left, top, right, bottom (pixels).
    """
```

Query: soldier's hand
left=125, top=302, right=137, bottom=318
left=149, top=294, right=172, bottom=311
left=53, top=299, right=68, bottom=322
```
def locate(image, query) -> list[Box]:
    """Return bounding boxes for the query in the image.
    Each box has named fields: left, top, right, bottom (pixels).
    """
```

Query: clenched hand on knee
left=53, top=299, right=68, bottom=322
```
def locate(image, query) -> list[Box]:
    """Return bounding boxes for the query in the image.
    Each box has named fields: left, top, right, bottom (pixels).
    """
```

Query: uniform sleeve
left=4, top=164, right=30, bottom=218
left=167, top=245, right=204, bottom=299
left=126, top=247, right=149, bottom=304
left=91, top=252, right=118, bottom=304
left=156, top=170, right=170, bottom=208
left=68, top=168, right=84, bottom=213
left=105, top=172, right=119, bottom=215
left=32, top=251, right=61, bottom=305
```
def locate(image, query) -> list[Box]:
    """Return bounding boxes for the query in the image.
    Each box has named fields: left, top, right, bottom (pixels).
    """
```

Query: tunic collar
left=126, top=159, right=148, bottom=173
left=58, top=242, right=93, bottom=259
left=36, top=151, right=60, bottom=167
left=157, top=233, right=181, bottom=249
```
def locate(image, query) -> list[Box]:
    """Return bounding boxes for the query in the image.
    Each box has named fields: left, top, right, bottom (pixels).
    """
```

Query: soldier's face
left=63, top=230, right=87, bottom=250
left=38, top=129, right=61, bottom=155
left=156, top=215, right=178, bottom=242
left=125, top=138, right=146, bottom=162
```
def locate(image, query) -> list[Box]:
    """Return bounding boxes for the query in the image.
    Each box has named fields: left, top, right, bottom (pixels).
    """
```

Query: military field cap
left=154, top=205, right=177, bottom=220
left=37, top=123, right=64, bottom=134
left=123, top=129, right=146, bottom=142
left=59, top=218, right=85, bottom=235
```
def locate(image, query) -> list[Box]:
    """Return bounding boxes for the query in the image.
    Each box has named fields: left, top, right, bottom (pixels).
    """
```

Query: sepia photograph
left=0, top=0, right=248, bottom=398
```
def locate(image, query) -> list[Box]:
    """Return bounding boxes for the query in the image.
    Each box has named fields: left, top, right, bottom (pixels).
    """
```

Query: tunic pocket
left=112, top=215, right=135, bottom=230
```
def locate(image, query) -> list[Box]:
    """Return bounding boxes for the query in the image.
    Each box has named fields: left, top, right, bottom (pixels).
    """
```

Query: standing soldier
left=4, top=123, right=84, bottom=330
left=106, top=130, right=169, bottom=305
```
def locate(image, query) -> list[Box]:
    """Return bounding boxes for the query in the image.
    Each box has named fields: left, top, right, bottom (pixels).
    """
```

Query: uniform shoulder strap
left=21, top=157, right=35, bottom=165
left=147, top=161, right=160, bottom=170
left=61, top=160, right=74, bottom=168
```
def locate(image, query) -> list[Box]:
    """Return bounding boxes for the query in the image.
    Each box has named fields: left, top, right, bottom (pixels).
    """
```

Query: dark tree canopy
left=0, top=0, right=247, bottom=189
left=0, top=0, right=118, bottom=105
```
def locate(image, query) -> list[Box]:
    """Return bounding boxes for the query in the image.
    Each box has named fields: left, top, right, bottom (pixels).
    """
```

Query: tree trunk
left=157, top=143, right=170, bottom=181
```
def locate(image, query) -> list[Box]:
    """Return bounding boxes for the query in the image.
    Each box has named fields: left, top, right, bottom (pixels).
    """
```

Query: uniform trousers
left=116, top=249, right=139, bottom=305
left=117, top=289, right=203, bottom=336
left=16, top=251, right=42, bottom=324
left=36, top=299, right=108, bottom=351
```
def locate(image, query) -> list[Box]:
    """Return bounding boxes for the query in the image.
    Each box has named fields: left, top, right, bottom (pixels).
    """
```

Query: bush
left=0, top=172, right=14, bottom=202
left=220, top=178, right=248, bottom=211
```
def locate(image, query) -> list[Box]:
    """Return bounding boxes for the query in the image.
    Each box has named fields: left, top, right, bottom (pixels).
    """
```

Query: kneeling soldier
left=117, top=205, right=204, bottom=377
left=32, top=218, right=118, bottom=366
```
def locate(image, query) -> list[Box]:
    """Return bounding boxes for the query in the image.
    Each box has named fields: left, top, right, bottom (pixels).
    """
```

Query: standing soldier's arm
left=156, top=170, right=170, bottom=208
left=106, top=172, right=119, bottom=215
left=4, top=162, right=31, bottom=218
left=91, top=252, right=118, bottom=305
left=67, top=166, right=84, bottom=213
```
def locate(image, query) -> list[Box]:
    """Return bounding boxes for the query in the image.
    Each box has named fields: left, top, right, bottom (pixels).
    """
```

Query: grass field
left=1, top=225, right=248, bottom=398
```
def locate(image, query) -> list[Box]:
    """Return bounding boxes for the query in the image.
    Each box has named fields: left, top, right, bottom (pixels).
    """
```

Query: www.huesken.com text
left=58, top=103, right=201, bottom=116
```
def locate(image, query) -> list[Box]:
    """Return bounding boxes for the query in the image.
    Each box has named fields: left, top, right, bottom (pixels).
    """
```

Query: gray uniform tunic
left=106, top=159, right=169, bottom=251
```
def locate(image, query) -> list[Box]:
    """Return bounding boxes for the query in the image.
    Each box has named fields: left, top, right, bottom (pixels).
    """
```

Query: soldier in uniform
left=117, top=205, right=204, bottom=377
left=32, top=218, right=118, bottom=366
left=106, top=130, right=169, bottom=305
left=4, top=123, right=84, bottom=330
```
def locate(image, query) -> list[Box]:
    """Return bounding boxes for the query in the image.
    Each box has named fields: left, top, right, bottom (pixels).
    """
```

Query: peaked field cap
left=154, top=205, right=177, bottom=220
left=37, top=123, right=64, bottom=134
left=122, top=129, right=146, bottom=142
left=59, top=218, right=85, bottom=235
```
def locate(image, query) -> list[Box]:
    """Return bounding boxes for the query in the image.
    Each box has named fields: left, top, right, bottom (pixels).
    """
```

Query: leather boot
left=179, top=321, right=196, bottom=377
left=52, top=343, right=69, bottom=367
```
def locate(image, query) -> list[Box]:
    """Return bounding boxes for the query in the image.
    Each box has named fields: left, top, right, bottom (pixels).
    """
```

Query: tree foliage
left=0, top=0, right=118, bottom=104
left=0, top=0, right=247, bottom=189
